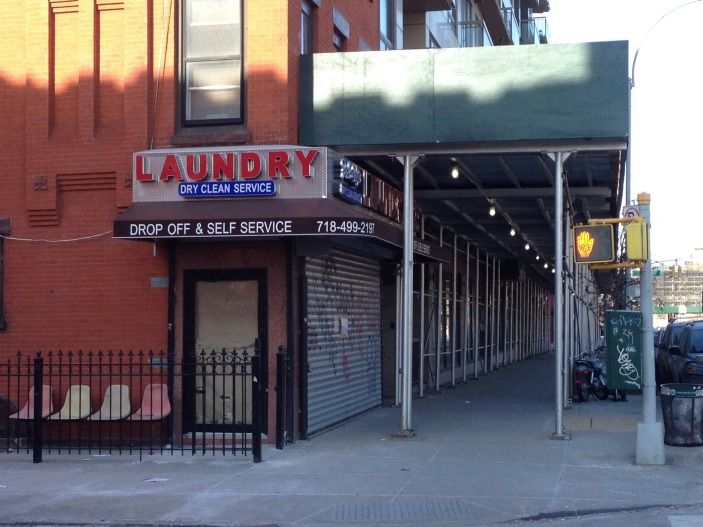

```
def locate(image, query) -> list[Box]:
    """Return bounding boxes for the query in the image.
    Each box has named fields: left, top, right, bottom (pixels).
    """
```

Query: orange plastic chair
left=9, top=385, right=53, bottom=420
left=127, top=384, right=171, bottom=421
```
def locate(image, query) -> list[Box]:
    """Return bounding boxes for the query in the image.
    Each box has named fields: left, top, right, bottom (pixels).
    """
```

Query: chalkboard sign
left=605, top=310, right=643, bottom=390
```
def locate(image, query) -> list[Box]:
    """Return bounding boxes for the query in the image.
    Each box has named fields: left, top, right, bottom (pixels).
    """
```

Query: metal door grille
left=305, top=250, right=382, bottom=434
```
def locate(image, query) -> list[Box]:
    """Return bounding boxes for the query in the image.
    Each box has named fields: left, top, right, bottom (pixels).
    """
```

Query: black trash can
left=660, top=384, right=703, bottom=446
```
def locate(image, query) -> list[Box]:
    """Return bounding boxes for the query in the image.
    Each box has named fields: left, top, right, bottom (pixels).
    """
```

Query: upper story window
left=333, top=29, right=346, bottom=51
left=332, top=7, right=349, bottom=51
left=301, top=0, right=314, bottom=54
left=182, top=0, right=242, bottom=126
left=380, top=0, right=395, bottom=50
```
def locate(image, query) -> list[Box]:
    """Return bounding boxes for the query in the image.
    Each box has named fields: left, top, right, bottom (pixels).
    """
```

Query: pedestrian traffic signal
left=625, top=221, right=649, bottom=261
left=573, top=225, right=615, bottom=264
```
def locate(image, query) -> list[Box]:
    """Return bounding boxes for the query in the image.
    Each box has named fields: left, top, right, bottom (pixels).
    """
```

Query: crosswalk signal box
left=573, top=224, right=615, bottom=264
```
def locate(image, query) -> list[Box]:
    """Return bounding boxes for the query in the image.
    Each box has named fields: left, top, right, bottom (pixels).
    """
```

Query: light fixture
left=451, top=164, right=459, bottom=179
left=488, top=202, right=496, bottom=216
left=524, top=242, right=530, bottom=251
left=509, top=227, right=516, bottom=237
left=543, top=262, right=549, bottom=269
left=535, top=255, right=540, bottom=261
left=551, top=268, right=556, bottom=274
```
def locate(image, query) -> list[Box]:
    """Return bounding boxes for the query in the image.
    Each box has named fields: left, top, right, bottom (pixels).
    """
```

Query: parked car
left=653, top=327, right=664, bottom=347
left=655, top=319, right=692, bottom=385
left=668, top=321, right=703, bottom=384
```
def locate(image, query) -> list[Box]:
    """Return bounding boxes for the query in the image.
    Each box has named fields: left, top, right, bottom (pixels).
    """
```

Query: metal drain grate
left=335, top=500, right=473, bottom=522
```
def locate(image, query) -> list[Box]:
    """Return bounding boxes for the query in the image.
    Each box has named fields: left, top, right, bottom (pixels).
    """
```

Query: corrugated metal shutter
left=305, top=250, right=382, bottom=434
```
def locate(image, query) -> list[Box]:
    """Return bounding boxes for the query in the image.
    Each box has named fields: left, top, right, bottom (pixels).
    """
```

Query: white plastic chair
left=9, top=385, right=53, bottom=420
left=48, top=385, right=91, bottom=420
left=87, top=384, right=131, bottom=420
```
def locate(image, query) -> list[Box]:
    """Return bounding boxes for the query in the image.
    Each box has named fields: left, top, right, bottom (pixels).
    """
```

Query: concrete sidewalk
left=1, top=351, right=702, bottom=527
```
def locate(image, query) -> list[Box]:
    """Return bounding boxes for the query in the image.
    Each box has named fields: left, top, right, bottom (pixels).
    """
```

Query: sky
left=545, top=0, right=703, bottom=265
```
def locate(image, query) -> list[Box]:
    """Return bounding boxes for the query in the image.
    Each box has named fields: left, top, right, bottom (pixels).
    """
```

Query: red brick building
left=0, top=1, right=387, bottom=443
left=2, top=1, right=624, bottom=451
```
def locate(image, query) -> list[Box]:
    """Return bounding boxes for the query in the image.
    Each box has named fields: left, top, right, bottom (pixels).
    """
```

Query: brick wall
left=0, top=0, right=380, bottom=358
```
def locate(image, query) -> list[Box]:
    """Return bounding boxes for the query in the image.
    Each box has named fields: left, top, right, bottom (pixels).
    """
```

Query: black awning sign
left=116, top=218, right=381, bottom=239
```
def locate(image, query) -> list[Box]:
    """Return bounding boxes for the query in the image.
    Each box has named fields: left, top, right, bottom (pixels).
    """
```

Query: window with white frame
left=182, top=0, right=242, bottom=125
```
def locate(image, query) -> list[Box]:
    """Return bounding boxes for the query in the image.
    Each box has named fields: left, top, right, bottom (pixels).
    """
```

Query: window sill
left=171, top=126, right=252, bottom=148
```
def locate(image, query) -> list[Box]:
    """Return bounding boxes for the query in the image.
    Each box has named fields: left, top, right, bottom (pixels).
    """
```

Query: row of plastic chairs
left=9, top=383, right=171, bottom=421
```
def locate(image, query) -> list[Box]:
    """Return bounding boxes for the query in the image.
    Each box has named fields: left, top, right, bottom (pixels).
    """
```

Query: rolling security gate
left=305, top=250, right=382, bottom=434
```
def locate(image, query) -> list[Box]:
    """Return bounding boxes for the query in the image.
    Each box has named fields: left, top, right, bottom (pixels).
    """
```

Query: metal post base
left=635, top=422, right=665, bottom=465
left=393, top=430, right=416, bottom=438
left=550, top=431, right=571, bottom=440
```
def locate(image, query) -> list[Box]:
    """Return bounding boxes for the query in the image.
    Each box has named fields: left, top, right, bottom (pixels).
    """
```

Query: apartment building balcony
left=405, top=0, right=456, bottom=13
left=474, top=0, right=512, bottom=45
left=501, top=5, right=520, bottom=45
left=520, top=16, right=549, bottom=45
left=458, top=20, right=493, bottom=48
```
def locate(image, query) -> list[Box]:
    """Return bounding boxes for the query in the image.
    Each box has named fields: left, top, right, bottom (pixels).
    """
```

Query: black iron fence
left=0, top=349, right=262, bottom=462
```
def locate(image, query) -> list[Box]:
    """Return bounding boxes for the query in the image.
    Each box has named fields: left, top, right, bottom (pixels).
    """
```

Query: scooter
left=572, top=351, right=609, bottom=402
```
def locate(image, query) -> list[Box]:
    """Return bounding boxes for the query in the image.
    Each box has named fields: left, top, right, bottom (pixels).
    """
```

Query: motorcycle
left=572, top=350, right=609, bottom=402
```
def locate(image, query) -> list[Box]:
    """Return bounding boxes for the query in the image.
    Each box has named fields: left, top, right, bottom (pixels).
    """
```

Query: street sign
left=623, top=205, right=640, bottom=218
left=605, top=310, right=642, bottom=391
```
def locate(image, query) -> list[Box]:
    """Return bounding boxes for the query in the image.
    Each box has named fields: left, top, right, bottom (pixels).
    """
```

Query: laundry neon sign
left=132, top=147, right=325, bottom=202
left=135, top=150, right=319, bottom=183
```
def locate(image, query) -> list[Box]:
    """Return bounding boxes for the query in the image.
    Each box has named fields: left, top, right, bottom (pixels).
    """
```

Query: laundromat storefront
left=114, top=145, right=449, bottom=439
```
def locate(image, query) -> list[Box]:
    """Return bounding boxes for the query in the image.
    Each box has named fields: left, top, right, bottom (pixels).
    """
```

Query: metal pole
left=436, top=227, right=443, bottom=392
left=510, top=281, right=515, bottom=364
left=528, top=281, right=533, bottom=357
left=463, top=240, right=470, bottom=382
left=520, top=280, right=524, bottom=360
left=484, top=253, right=489, bottom=373
left=516, top=280, right=520, bottom=362
left=451, top=233, right=457, bottom=385
left=528, top=281, right=537, bottom=357
left=517, top=281, right=525, bottom=360
left=491, top=255, right=497, bottom=370
left=503, top=275, right=508, bottom=366
left=564, top=212, right=573, bottom=407
left=635, top=192, right=665, bottom=464
left=395, top=267, right=402, bottom=407
left=400, top=155, right=417, bottom=434
left=532, top=281, right=536, bottom=357
left=552, top=151, right=569, bottom=439
left=473, top=246, right=479, bottom=379
left=419, top=217, right=426, bottom=398
left=497, top=260, right=502, bottom=367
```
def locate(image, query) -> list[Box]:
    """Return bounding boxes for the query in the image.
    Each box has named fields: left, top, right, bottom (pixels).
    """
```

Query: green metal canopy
left=299, top=41, right=630, bottom=284
left=301, top=41, right=629, bottom=150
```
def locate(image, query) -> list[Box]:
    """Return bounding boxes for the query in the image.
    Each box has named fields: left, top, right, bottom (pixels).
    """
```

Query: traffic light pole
left=552, top=151, right=569, bottom=440
left=635, top=192, right=665, bottom=465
